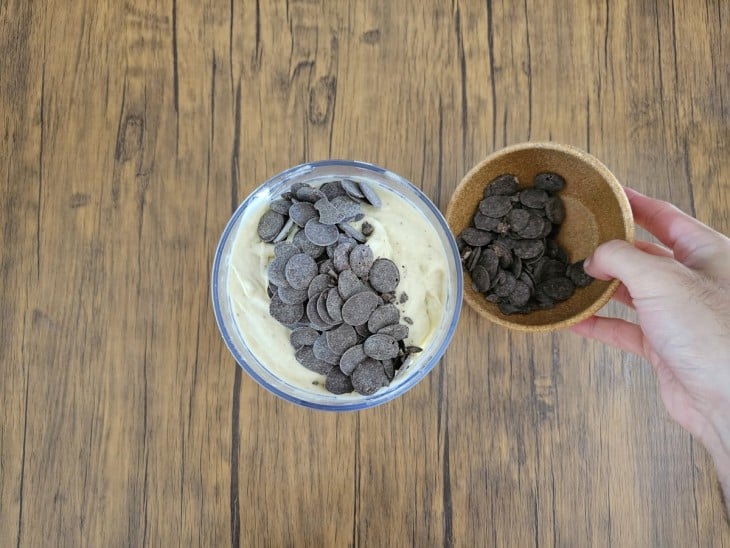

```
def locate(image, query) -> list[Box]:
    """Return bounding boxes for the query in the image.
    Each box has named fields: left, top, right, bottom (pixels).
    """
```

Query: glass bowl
left=212, top=160, right=463, bottom=411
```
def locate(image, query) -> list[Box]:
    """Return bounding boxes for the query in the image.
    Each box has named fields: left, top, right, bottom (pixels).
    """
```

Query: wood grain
left=1, top=0, right=728, bottom=545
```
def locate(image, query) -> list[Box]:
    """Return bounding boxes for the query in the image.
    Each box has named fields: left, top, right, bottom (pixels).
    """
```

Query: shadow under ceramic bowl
left=446, top=142, right=634, bottom=332
left=213, top=160, right=463, bottom=411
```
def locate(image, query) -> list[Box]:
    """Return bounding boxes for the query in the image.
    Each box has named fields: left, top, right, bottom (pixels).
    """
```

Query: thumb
left=584, top=239, right=685, bottom=299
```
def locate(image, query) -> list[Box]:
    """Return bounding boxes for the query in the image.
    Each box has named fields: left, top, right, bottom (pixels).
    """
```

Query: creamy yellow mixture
left=227, top=185, right=449, bottom=395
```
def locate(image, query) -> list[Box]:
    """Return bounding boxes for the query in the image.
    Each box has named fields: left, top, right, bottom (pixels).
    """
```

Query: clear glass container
left=212, top=160, right=463, bottom=411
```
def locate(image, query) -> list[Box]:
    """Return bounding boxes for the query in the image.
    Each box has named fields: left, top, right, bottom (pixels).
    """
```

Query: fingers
left=634, top=239, right=673, bottom=259
left=584, top=239, right=683, bottom=299
left=611, top=283, right=634, bottom=308
left=569, top=315, right=647, bottom=358
left=624, top=187, right=729, bottom=273
left=602, top=242, right=672, bottom=309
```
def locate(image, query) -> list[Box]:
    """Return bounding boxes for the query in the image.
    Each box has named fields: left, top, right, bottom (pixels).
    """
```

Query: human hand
left=570, top=187, right=730, bottom=498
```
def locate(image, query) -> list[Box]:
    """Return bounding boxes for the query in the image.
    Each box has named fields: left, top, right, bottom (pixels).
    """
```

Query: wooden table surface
left=2, top=0, right=728, bottom=546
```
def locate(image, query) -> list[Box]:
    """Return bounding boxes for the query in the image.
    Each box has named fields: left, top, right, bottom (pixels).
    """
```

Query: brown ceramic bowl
left=446, top=142, right=634, bottom=332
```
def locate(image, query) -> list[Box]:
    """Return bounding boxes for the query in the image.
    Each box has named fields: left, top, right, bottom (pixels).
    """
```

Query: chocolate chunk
left=285, top=253, right=318, bottom=290
left=540, top=218, right=554, bottom=238
left=471, top=265, right=491, bottom=292
left=338, top=222, right=367, bottom=243
left=341, top=179, right=365, bottom=199
left=519, top=271, right=535, bottom=292
left=519, top=188, right=549, bottom=208
left=403, top=316, right=413, bottom=325
left=545, top=239, right=562, bottom=260
left=361, top=221, right=374, bottom=236
left=383, top=359, right=396, bottom=380
left=540, top=277, right=575, bottom=301
left=473, top=213, right=501, bottom=231
left=333, top=240, right=355, bottom=273
left=566, top=259, right=593, bottom=287
left=492, top=241, right=513, bottom=269
left=278, top=285, right=309, bottom=305
left=318, top=258, right=336, bottom=275
left=313, top=333, right=343, bottom=365
left=304, top=219, right=340, bottom=246
left=295, top=346, right=333, bottom=375
left=354, top=323, right=371, bottom=339
left=326, top=323, right=358, bottom=355
left=325, top=368, right=354, bottom=394
left=460, top=227, right=493, bottom=247
left=363, top=333, right=400, bottom=360
left=338, top=270, right=367, bottom=300
left=295, top=185, right=326, bottom=203
left=484, top=174, right=519, bottom=196
left=509, top=280, right=531, bottom=307
left=478, top=248, right=500, bottom=279
left=270, top=198, right=293, bottom=215
left=467, top=247, right=484, bottom=273
left=338, top=233, right=357, bottom=245
left=507, top=208, right=530, bottom=232
left=479, top=195, right=513, bottom=218
left=367, top=304, right=400, bottom=332
left=293, top=229, right=326, bottom=259
left=308, top=273, right=335, bottom=299
left=494, top=272, right=517, bottom=298
left=272, top=217, right=296, bottom=244
left=325, top=288, right=344, bottom=323
left=512, top=239, right=545, bottom=260
left=541, top=258, right=569, bottom=281
left=317, top=290, right=339, bottom=325
left=545, top=196, right=565, bottom=224
left=269, top=294, right=304, bottom=325
left=377, top=323, right=409, bottom=341
left=339, top=344, right=367, bottom=375
left=517, top=214, right=545, bottom=239
left=314, top=198, right=347, bottom=225
left=351, top=358, right=389, bottom=395
left=331, top=195, right=362, bottom=221
left=306, top=296, right=333, bottom=331
left=368, top=258, right=400, bottom=293
left=267, top=256, right=291, bottom=287
left=274, top=242, right=300, bottom=261
left=534, top=288, right=555, bottom=308
left=533, top=172, right=565, bottom=193
left=257, top=210, right=285, bottom=242
left=289, top=182, right=308, bottom=195
left=497, top=236, right=517, bottom=249
left=290, top=327, right=320, bottom=348
left=399, top=292, right=409, bottom=304
left=341, top=291, right=379, bottom=326
left=358, top=181, right=382, bottom=208
left=350, top=244, right=374, bottom=278
left=320, top=181, right=347, bottom=200
left=289, top=202, right=318, bottom=227
left=498, top=301, right=527, bottom=315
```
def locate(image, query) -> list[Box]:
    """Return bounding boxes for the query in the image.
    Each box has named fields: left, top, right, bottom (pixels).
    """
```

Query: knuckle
left=594, top=239, right=630, bottom=262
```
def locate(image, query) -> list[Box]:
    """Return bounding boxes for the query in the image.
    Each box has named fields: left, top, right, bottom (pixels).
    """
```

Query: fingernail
left=583, top=256, right=592, bottom=269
